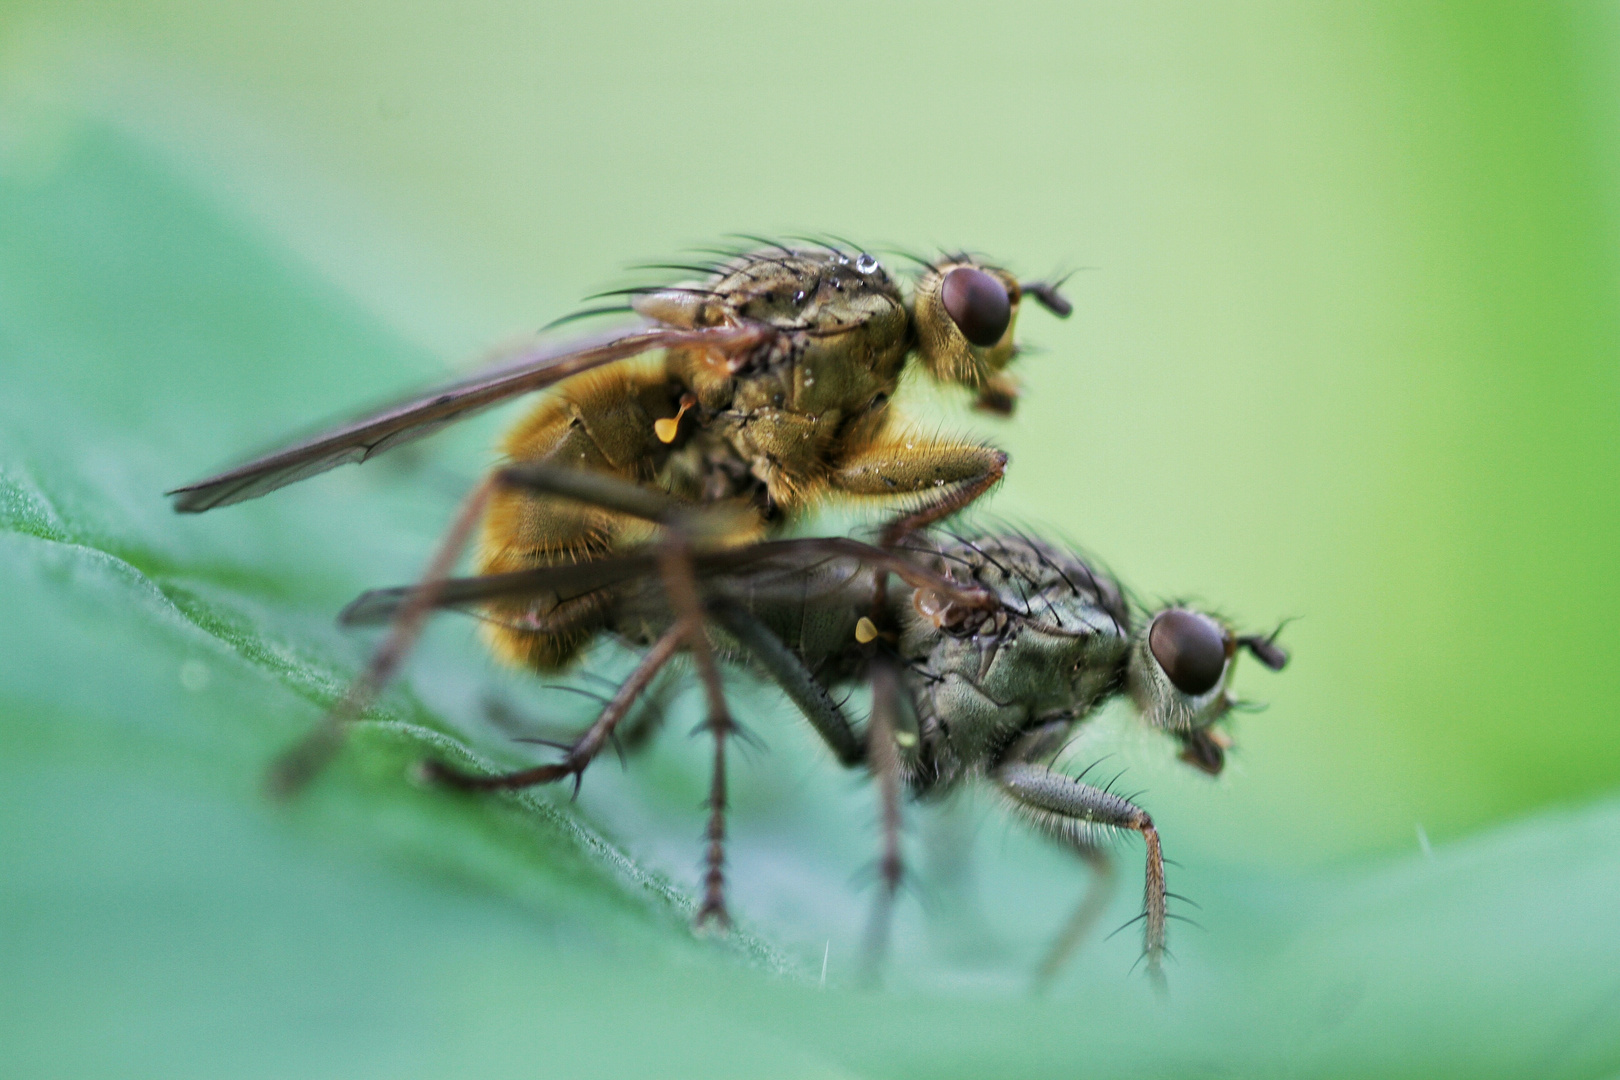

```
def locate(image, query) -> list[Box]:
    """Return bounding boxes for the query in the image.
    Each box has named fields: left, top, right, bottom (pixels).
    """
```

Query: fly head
left=1128, top=606, right=1290, bottom=773
left=910, top=256, right=1072, bottom=413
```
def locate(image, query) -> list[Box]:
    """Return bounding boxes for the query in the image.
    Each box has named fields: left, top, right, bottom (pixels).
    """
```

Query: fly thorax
left=898, top=534, right=1132, bottom=772
left=659, top=247, right=909, bottom=398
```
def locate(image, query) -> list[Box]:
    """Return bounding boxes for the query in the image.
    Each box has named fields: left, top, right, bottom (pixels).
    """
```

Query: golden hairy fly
left=171, top=240, right=1073, bottom=674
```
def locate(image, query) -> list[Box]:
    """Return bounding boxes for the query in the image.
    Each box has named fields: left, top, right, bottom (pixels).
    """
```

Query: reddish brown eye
left=941, top=267, right=1012, bottom=347
left=1149, top=610, right=1228, bottom=696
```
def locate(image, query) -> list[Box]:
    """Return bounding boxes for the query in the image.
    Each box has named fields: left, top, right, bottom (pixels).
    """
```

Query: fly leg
left=438, top=463, right=746, bottom=928
left=656, top=536, right=738, bottom=929
left=707, top=600, right=905, bottom=959
left=998, top=722, right=1119, bottom=989
left=268, top=462, right=747, bottom=797
left=828, top=438, right=1007, bottom=547
left=994, top=762, right=1167, bottom=991
left=830, top=437, right=1007, bottom=626
left=616, top=664, right=679, bottom=751
left=706, top=601, right=864, bottom=767
left=482, top=663, right=674, bottom=754
left=1032, top=844, right=1114, bottom=992
left=859, top=657, right=905, bottom=982
left=267, top=473, right=502, bottom=797
left=422, top=617, right=690, bottom=792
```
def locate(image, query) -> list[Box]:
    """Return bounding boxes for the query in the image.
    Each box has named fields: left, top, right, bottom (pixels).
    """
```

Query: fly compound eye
left=1149, top=610, right=1228, bottom=696
left=941, top=267, right=1012, bottom=347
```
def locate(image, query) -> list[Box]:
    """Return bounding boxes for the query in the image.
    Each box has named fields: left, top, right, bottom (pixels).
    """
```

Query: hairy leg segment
left=995, top=761, right=1167, bottom=989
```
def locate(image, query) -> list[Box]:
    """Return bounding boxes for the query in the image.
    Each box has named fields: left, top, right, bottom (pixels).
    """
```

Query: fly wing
left=337, top=554, right=664, bottom=626
left=337, top=537, right=995, bottom=627
left=167, top=322, right=770, bottom=513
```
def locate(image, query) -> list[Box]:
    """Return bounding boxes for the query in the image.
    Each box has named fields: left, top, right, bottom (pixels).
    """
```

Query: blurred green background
left=3, top=2, right=1619, bottom=1077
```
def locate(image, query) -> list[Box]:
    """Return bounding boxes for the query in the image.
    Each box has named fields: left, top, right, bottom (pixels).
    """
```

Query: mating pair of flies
left=170, top=240, right=1287, bottom=987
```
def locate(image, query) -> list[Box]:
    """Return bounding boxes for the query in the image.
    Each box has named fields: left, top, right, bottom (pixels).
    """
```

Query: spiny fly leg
left=267, top=473, right=501, bottom=798
left=995, top=762, right=1168, bottom=990
left=420, top=618, right=689, bottom=792
left=827, top=439, right=1007, bottom=549
left=858, top=657, right=906, bottom=983
left=657, top=540, right=737, bottom=930
left=268, top=460, right=726, bottom=798
left=707, top=600, right=864, bottom=767
left=1031, top=845, right=1114, bottom=992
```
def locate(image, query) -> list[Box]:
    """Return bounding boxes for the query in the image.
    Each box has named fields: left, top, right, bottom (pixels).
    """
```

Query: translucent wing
left=337, top=538, right=995, bottom=626
left=167, top=322, right=770, bottom=513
